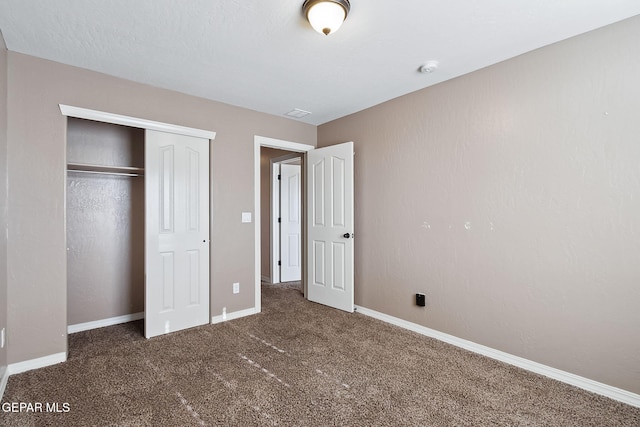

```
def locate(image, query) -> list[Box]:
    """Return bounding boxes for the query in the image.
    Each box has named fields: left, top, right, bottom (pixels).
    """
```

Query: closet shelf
left=67, top=162, right=145, bottom=177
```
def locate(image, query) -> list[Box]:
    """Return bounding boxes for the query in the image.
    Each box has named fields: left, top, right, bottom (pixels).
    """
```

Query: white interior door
left=307, top=141, right=354, bottom=312
left=280, top=164, right=302, bottom=282
left=145, top=129, right=210, bottom=338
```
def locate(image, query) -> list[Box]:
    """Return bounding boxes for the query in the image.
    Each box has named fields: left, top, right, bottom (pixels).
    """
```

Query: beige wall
left=260, top=147, right=294, bottom=280
left=6, top=52, right=316, bottom=363
left=318, top=15, right=640, bottom=394
left=0, top=31, right=8, bottom=375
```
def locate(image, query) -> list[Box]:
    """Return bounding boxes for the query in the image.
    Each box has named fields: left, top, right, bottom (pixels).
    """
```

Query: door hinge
left=278, top=260, right=281, bottom=266
left=278, top=174, right=281, bottom=180
left=278, top=217, right=281, bottom=223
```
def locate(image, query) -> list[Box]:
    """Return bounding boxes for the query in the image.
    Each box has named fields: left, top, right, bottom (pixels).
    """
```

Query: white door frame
left=270, top=154, right=302, bottom=284
left=254, top=136, right=314, bottom=313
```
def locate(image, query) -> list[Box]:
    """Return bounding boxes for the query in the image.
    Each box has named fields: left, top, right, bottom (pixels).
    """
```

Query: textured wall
left=318, top=16, right=640, bottom=394
left=66, top=118, right=145, bottom=325
left=0, top=31, right=8, bottom=376
left=6, top=52, right=316, bottom=364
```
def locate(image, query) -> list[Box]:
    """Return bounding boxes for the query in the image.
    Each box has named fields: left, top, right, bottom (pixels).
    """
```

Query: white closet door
left=145, top=130, right=210, bottom=338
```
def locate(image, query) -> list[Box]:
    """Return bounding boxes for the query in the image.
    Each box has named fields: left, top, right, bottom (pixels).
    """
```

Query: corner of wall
left=0, top=28, right=9, bottom=399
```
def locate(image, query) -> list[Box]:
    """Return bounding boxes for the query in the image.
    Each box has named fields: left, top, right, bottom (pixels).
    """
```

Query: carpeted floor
left=2, top=282, right=639, bottom=426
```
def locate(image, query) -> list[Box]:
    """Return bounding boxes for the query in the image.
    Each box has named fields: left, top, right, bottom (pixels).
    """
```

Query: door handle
left=343, top=233, right=353, bottom=239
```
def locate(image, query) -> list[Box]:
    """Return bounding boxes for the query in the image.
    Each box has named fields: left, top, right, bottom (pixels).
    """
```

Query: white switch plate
left=1, top=327, right=5, bottom=348
left=241, top=212, right=252, bottom=223
left=233, top=282, right=240, bottom=294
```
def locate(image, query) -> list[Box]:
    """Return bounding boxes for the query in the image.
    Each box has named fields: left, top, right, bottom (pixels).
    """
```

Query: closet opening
left=62, top=105, right=217, bottom=343
left=66, top=117, right=146, bottom=341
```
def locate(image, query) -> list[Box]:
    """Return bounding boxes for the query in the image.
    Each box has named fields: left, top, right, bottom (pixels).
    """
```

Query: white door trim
left=254, top=136, right=314, bottom=313
left=271, top=162, right=281, bottom=284
left=59, top=105, right=217, bottom=140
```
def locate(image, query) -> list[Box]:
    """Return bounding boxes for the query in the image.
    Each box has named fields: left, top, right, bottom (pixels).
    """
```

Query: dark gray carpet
left=2, top=283, right=639, bottom=426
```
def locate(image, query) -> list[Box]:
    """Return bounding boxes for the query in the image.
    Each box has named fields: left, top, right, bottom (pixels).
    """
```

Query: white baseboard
left=354, top=305, right=640, bottom=408
left=261, top=275, right=271, bottom=283
left=68, top=312, right=144, bottom=334
left=8, top=352, right=67, bottom=375
left=211, top=307, right=258, bottom=324
left=0, top=365, right=9, bottom=401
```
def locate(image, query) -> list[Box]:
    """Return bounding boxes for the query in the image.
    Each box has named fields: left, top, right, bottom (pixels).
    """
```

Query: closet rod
left=66, top=169, right=143, bottom=177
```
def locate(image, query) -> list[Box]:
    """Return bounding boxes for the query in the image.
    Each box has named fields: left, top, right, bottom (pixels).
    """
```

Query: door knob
left=343, top=233, right=352, bottom=239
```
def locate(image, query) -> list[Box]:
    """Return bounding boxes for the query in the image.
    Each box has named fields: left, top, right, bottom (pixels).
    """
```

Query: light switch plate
left=233, top=282, right=240, bottom=294
left=241, top=212, right=252, bottom=223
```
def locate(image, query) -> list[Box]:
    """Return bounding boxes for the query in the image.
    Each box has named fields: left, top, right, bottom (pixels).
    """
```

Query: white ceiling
left=1, top=0, right=639, bottom=125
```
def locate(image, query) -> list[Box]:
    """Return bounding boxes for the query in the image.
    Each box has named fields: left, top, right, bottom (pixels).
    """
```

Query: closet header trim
left=59, top=105, right=217, bottom=140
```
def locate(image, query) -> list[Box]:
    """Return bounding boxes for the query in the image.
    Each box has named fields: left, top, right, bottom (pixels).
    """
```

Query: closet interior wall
left=66, top=118, right=145, bottom=327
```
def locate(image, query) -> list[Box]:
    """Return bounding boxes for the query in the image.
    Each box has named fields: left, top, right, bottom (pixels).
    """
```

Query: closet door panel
left=160, top=146, right=175, bottom=233
left=145, top=130, right=210, bottom=338
left=187, top=147, right=201, bottom=232
left=187, top=249, right=201, bottom=305
left=160, top=252, right=176, bottom=311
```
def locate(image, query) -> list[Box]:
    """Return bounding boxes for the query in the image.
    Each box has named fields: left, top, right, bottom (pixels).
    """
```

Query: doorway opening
left=254, top=136, right=314, bottom=313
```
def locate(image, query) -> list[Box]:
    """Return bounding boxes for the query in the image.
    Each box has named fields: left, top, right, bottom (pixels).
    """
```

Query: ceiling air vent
left=285, top=108, right=312, bottom=119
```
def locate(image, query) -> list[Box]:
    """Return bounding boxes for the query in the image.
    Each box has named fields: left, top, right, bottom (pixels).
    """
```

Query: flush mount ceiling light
left=303, top=0, right=350, bottom=36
